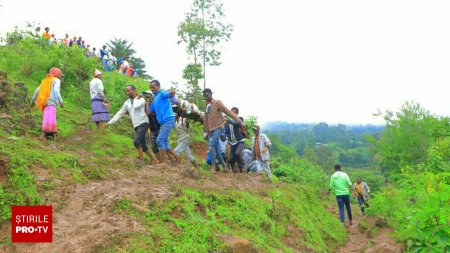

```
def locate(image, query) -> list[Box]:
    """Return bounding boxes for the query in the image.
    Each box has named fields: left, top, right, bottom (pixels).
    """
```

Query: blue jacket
left=150, top=89, right=175, bottom=124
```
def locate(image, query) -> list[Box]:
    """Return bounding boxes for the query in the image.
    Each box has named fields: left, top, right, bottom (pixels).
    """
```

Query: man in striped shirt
left=202, top=88, right=245, bottom=172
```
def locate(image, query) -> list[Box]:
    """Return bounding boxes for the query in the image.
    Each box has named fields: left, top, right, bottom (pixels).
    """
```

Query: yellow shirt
left=355, top=183, right=362, bottom=195
left=43, top=32, right=51, bottom=40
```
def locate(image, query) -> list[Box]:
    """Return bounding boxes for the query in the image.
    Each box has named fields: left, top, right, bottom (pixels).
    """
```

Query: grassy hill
left=0, top=36, right=350, bottom=252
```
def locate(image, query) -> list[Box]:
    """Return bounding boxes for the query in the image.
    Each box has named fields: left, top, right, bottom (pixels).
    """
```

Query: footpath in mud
left=329, top=205, right=403, bottom=253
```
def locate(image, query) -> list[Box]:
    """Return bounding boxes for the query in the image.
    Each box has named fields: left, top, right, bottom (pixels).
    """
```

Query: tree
left=182, top=63, right=204, bottom=107
left=106, top=37, right=151, bottom=79
left=178, top=0, right=233, bottom=89
left=376, top=102, right=439, bottom=171
left=315, top=144, right=337, bottom=173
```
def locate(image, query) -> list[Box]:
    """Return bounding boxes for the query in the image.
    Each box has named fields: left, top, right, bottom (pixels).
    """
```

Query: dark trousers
left=336, top=195, right=352, bottom=223
left=149, top=130, right=159, bottom=153
left=134, top=123, right=149, bottom=152
left=229, top=142, right=245, bottom=169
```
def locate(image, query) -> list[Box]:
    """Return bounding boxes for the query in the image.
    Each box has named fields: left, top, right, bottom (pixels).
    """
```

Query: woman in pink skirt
left=31, top=67, right=64, bottom=141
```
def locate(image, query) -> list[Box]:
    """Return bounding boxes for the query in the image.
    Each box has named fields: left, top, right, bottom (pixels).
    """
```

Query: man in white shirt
left=107, top=85, right=159, bottom=164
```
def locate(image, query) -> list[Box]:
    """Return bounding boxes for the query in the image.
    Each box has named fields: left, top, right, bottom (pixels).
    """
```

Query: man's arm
left=347, top=175, right=357, bottom=196
left=364, top=182, right=370, bottom=193
left=218, top=101, right=243, bottom=124
left=108, top=102, right=128, bottom=125
left=327, top=177, right=334, bottom=195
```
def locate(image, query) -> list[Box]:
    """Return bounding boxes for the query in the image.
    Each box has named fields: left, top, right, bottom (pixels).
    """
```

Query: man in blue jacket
left=149, top=80, right=180, bottom=164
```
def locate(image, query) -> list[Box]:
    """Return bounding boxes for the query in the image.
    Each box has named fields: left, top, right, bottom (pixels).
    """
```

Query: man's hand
left=136, top=94, right=143, bottom=99
left=60, top=102, right=64, bottom=108
left=326, top=189, right=331, bottom=196
left=30, top=101, right=35, bottom=108
left=105, top=123, right=110, bottom=129
left=170, top=89, right=176, bottom=97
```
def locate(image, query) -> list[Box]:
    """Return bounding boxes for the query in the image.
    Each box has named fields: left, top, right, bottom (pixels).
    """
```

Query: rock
left=375, top=217, right=388, bottom=228
left=221, top=235, right=258, bottom=253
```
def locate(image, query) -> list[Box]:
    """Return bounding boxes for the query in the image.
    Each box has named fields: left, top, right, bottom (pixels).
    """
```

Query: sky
left=1, top=0, right=449, bottom=126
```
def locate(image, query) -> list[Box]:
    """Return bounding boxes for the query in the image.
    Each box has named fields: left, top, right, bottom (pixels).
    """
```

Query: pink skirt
left=42, top=105, right=58, bottom=133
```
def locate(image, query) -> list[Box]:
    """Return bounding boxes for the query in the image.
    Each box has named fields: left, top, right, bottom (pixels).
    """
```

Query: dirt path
left=330, top=205, right=403, bottom=253
left=2, top=158, right=272, bottom=253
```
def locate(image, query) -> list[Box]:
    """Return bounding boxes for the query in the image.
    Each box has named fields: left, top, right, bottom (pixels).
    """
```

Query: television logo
left=12, top=206, right=52, bottom=243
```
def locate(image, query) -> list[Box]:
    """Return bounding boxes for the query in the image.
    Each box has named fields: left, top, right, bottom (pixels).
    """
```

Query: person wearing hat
left=31, top=67, right=64, bottom=141
left=89, top=69, right=110, bottom=130
left=202, top=88, right=245, bottom=172
left=251, top=125, right=272, bottom=182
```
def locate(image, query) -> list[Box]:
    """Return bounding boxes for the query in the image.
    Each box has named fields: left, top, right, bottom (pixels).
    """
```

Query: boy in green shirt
left=327, top=164, right=357, bottom=225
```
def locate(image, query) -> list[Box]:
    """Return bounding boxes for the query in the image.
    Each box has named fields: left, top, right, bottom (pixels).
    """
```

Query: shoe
left=349, top=220, right=353, bottom=225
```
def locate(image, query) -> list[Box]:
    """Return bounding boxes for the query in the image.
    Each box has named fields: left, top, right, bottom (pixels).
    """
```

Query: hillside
left=2, top=31, right=447, bottom=253
left=0, top=35, right=354, bottom=252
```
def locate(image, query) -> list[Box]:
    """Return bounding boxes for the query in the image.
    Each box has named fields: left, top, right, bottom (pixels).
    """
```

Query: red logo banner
left=12, top=206, right=52, bottom=243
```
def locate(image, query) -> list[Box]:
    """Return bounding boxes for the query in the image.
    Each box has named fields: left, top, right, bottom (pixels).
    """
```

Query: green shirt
left=329, top=171, right=352, bottom=196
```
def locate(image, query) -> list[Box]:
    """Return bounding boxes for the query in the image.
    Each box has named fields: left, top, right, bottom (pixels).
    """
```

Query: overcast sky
left=1, top=0, right=449, bottom=126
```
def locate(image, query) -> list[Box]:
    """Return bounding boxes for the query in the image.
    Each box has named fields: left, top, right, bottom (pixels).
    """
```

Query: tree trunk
left=202, top=7, right=206, bottom=89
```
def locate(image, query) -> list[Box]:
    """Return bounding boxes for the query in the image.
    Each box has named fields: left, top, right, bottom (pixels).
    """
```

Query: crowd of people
left=31, top=67, right=274, bottom=182
left=30, top=65, right=374, bottom=227
left=40, top=27, right=139, bottom=77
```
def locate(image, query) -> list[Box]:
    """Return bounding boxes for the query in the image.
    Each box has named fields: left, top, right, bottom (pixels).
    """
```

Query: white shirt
left=89, top=77, right=104, bottom=99
left=175, top=120, right=190, bottom=142
left=108, top=97, right=148, bottom=128
left=220, top=139, right=227, bottom=153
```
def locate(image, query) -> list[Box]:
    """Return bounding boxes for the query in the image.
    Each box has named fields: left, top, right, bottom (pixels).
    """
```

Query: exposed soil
left=329, top=205, right=403, bottom=253
left=0, top=155, right=9, bottom=185
left=0, top=128, right=274, bottom=253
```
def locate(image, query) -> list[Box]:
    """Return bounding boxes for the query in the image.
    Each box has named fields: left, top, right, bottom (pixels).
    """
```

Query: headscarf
left=36, top=67, right=61, bottom=110
left=94, top=69, right=102, bottom=77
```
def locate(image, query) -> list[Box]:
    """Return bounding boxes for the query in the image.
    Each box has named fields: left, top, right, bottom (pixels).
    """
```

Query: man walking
left=202, top=88, right=245, bottom=172
left=328, top=165, right=357, bottom=225
left=251, top=125, right=272, bottom=182
left=149, top=80, right=180, bottom=164
left=354, top=176, right=370, bottom=215
left=106, top=85, right=159, bottom=164
left=174, top=115, right=198, bottom=168
left=225, top=107, right=249, bottom=173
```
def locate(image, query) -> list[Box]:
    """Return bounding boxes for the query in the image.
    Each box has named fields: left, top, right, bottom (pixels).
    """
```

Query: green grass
left=108, top=186, right=347, bottom=253
left=1, top=33, right=351, bottom=253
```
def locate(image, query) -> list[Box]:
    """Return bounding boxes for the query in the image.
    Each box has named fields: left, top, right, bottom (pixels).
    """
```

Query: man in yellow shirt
left=42, top=27, right=51, bottom=40
left=354, top=176, right=370, bottom=215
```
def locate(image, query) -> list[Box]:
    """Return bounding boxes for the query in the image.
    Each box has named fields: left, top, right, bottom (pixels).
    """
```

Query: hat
left=94, top=69, right=102, bottom=77
left=252, top=125, right=260, bottom=131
